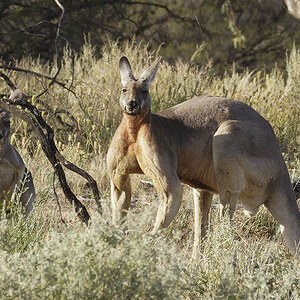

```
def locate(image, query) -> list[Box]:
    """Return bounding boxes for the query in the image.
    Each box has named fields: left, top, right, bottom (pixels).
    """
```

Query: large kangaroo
left=107, top=57, right=300, bottom=257
left=0, top=110, right=35, bottom=217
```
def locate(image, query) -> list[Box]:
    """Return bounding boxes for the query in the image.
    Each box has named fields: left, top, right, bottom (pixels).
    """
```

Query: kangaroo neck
left=123, top=109, right=151, bottom=142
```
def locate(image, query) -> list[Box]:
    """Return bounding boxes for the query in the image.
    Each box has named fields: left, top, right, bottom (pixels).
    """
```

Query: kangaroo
left=107, top=56, right=300, bottom=257
left=0, top=110, right=35, bottom=217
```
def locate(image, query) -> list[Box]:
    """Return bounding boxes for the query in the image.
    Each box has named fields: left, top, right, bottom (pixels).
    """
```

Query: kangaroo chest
left=114, top=139, right=143, bottom=176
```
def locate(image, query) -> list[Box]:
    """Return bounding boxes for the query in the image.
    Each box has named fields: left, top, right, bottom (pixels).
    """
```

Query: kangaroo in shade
left=107, top=56, right=300, bottom=257
left=0, top=110, right=35, bottom=217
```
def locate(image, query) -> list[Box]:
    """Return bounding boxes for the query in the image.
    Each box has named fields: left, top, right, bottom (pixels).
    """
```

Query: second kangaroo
left=107, top=57, right=300, bottom=257
left=0, top=110, right=35, bottom=217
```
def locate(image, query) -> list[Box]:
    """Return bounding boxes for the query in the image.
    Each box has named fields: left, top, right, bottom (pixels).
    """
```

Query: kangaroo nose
left=128, top=101, right=138, bottom=109
left=126, top=101, right=139, bottom=112
left=0, top=132, right=3, bottom=140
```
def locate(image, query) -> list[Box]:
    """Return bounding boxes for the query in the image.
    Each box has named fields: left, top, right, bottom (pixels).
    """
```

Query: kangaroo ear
left=139, top=57, right=162, bottom=86
left=119, top=56, right=136, bottom=86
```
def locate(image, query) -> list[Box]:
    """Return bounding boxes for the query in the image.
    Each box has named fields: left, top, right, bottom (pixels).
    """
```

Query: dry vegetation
left=0, top=41, right=300, bottom=299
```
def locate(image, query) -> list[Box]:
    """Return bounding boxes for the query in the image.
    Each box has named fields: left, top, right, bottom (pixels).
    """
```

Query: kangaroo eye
left=122, top=88, right=127, bottom=93
left=142, top=90, right=148, bottom=95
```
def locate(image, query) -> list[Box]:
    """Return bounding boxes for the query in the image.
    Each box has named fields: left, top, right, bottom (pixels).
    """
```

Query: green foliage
left=0, top=203, right=299, bottom=299
left=0, top=178, right=49, bottom=254
left=0, top=204, right=48, bottom=254
left=0, top=216, right=205, bottom=299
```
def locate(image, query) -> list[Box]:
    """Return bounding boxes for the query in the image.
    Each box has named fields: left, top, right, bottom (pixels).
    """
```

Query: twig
left=52, top=172, right=67, bottom=226
left=0, top=64, right=88, bottom=124
left=55, top=152, right=102, bottom=212
left=0, top=64, right=74, bottom=93
left=0, top=71, right=16, bottom=90
left=35, top=0, right=66, bottom=99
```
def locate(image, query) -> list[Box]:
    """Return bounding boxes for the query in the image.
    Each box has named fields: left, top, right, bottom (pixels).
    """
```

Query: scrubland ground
left=0, top=42, right=300, bottom=299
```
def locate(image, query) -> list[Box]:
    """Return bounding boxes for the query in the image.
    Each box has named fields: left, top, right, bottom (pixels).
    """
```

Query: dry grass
left=0, top=41, right=299, bottom=299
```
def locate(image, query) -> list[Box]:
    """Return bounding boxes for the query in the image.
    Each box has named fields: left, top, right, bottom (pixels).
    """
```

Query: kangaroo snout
left=125, top=100, right=140, bottom=115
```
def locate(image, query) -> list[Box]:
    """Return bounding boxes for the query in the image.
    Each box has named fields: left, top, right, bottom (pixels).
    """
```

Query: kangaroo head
left=0, top=110, right=12, bottom=146
left=119, top=56, right=161, bottom=116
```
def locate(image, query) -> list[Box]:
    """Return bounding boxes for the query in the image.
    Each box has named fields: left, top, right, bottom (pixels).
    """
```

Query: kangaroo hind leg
left=193, top=189, right=213, bottom=257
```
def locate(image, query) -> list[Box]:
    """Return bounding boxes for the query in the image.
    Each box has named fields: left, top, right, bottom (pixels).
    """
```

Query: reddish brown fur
left=107, top=57, right=300, bottom=257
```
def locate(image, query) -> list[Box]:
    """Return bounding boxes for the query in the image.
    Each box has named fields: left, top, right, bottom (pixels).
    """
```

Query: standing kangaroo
left=0, top=110, right=35, bottom=217
left=107, top=56, right=300, bottom=257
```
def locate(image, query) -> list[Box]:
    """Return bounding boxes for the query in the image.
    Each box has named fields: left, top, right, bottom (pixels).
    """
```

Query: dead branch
left=0, top=0, right=101, bottom=223
left=0, top=72, right=102, bottom=224
left=0, top=93, right=90, bottom=225
left=35, top=0, right=66, bottom=99
left=0, top=65, right=85, bottom=130
left=55, top=151, right=102, bottom=212
left=0, top=71, right=16, bottom=90
left=53, top=172, right=67, bottom=226
left=0, top=64, right=70, bottom=91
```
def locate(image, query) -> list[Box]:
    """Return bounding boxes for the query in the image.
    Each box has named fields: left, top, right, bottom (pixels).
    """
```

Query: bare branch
left=53, top=173, right=67, bottom=226
left=0, top=71, right=17, bottom=90
left=55, top=151, right=102, bottom=212
left=34, top=0, right=65, bottom=99
left=123, top=1, right=213, bottom=37
left=3, top=88, right=92, bottom=224
left=0, top=72, right=102, bottom=223
left=0, top=65, right=79, bottom=131
left=0, top=64, right=71, bottom=92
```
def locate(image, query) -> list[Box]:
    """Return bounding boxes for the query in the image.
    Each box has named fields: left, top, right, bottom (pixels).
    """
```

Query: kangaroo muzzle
left=125, top=101, right=140, bottom=115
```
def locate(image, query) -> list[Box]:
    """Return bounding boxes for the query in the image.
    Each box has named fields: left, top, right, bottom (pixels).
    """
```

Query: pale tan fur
left=0, top=110, right=35, bottom=217
left=107, top=57, right=300, bottom=257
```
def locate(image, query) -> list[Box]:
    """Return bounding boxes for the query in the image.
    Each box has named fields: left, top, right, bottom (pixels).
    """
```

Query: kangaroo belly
left=179, top=177, right=216, bottom=192
left=177, top=150, right=217, bottom=192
